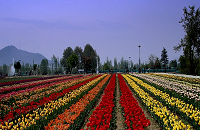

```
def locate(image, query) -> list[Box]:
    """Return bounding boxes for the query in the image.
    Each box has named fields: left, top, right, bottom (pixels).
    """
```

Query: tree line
left=99, top=47, right=177, bottom=73
left=60, top=44, right=99, bottom=74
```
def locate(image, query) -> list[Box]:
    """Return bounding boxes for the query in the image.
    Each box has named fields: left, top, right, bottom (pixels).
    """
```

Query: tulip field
left=0, top=73, right=200, bottom=130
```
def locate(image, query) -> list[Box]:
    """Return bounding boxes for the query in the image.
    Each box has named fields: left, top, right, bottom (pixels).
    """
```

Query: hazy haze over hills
left=0, top=45, right=47, bottom=66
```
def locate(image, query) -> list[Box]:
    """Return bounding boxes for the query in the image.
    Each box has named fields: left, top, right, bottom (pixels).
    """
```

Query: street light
left=129, top=57, right=131, bottom=73
left=96, top=57, right=99, bottom=74
left=138, top=45, right=141, bottom=73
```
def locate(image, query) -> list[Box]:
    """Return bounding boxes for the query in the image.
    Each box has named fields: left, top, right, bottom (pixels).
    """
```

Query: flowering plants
left=44, top=74, right=111, bottom=130
left=0, top=75, right=65, bottom=87
left=118, top=74, right=150, bottom=129
left=85, top=74, right=116, bottom=130
left=129, top=74, right=200, bottom=129
left=0, top=75, right=100, bottom=124
left=123, top=74, right=191, bottom=130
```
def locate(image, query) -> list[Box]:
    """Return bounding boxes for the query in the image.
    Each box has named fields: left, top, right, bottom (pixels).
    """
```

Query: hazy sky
left=0, top=0, right=200, bottom=65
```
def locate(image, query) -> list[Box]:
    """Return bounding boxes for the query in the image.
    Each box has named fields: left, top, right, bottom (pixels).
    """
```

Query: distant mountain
left=0, top=45, right=47, bottom=66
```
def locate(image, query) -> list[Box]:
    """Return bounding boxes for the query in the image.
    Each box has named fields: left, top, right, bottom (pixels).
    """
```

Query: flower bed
left=0, top=75, right=101, bottom=124
left=0, top=75, right=83, bottom=95
left=139, top=74, right=200, bottom=101
left=45, top=74, right=111, bottom=130
left=150, top=73, right=200, bottom=84
left=118, top=74, right=150, bottom=129
left=0, top=75, right=65, bottom=87
left=122, top=74, right=191, bottom=130
left=0, top=75, right=93, bottom=119
left=127, top=74, right=200, bottom=129
left=85, top=74, right=116, bottom=130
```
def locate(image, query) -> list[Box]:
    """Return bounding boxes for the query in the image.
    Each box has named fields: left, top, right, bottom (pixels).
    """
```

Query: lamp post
left=96, top=57, right=99, bottom=74
left=138, top=45, right=141, bottom=73
left=129, top=57, right=131, bottom=73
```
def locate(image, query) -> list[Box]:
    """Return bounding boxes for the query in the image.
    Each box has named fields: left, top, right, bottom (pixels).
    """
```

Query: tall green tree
left=2, top=64, right=9, bottom=75
left=33, top=64, right=37, bottom=75
left=174, top=6, right=200, bottom=75
left=61, top=47, right=73, bottom=72
left=106, top=57, right=112, bottom=70
left=148, top=54, right=157, bottom=69
left=67, top=54, right=79, bottom=73
left=14, top=61, right=21, bottom=74
left=114, top=57, right=118, bottom=70
left=120, top=57, right=124, bottom=70
left=155, top=57, right=161, bottom=69
left=160, top=47, right=169, bottom=68
left=130, top=60, right=134, bottom=69
left=83, top=44, right=97, bottom=72
left=74, top=46, right=83, bottom=70
left=51, top=55, right=58, bottom=74
left=40, top=59, right=48, bottom=75
left=169, top=59, right=178, bottom=69
left=103, top=63, right=109, bottom=71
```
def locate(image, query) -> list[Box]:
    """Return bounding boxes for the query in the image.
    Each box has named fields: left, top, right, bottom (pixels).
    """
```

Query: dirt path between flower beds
left=116, top=74, right=125, bottom=130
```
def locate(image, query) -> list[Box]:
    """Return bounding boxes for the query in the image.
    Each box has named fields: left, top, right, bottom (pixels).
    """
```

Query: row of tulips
left=0, top=75, right=101, bottom=123
left=118, top=74, right=150, bottom=130
left=12, top=75, right=91, bottom=106
left=0, top=74, right=105, bottom=130
left=24, top=74, right=106, bottom=130
left=127, top=74, right=200, bottom=129
left=0, top=75, right=83, bottom=96
left=148, top=73, right=200, bottom=89
left=147, top=73, right=200, bottom=94
left=122, top=74, right=191, bottom=130
left=1, top=75, right=87, bottom=104
left=150, top=73, right=200, bottom=85
left=0, top=75, right=93, bottom=119
left=85, top=74, right=116, bottom=130
left=134, top=73, right=200, bottom=105
left=0, top=75, right=65, bottom=87
left=148, top=73, right=200, bottom=94
left=45, top=74, right=111, bottom=130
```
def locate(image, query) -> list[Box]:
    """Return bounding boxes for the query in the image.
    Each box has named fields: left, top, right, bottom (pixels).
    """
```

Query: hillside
left=0, top=45, right=47, bottom=66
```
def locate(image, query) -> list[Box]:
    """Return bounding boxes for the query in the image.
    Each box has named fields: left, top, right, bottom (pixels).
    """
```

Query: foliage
left=103, top=63, right=109, bottom=70
left=14, top=61, right=21, bottom=73
left=83, top=44, right=98, bottom=72
left=174, top=6, right=200, bottom=75
left=169, top=59, right=178, bottom=69
left=33, top=64, right=37, bottom=71
left=160, top=47, right=169, bottom=68
left=148, top=54, right=157, bottom=69
left=74, top=46, right=83, bottom=70
left=2, top=64, right=9, bottom=75
left=155, top=57, right=161, bottom=69
left=114, top=57, right=118, bottom=70
left=106, top=57, right=112, bottom=70
left=61, top=47, right=73, bottom=72
left=40, top=59, right=48, bottom=75
left=67, top=54, right=79, bottom=73
left=51, top=55, right=58, bottom=74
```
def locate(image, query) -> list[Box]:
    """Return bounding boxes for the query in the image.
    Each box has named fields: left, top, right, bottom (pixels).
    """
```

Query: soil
left=116, top=74, right=125, bottom=130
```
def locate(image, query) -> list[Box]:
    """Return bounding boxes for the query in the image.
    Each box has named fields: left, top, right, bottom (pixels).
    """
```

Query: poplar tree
left=161, top=47, right=169, bottom=68
left=174, top=6, right=200, bottom=75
